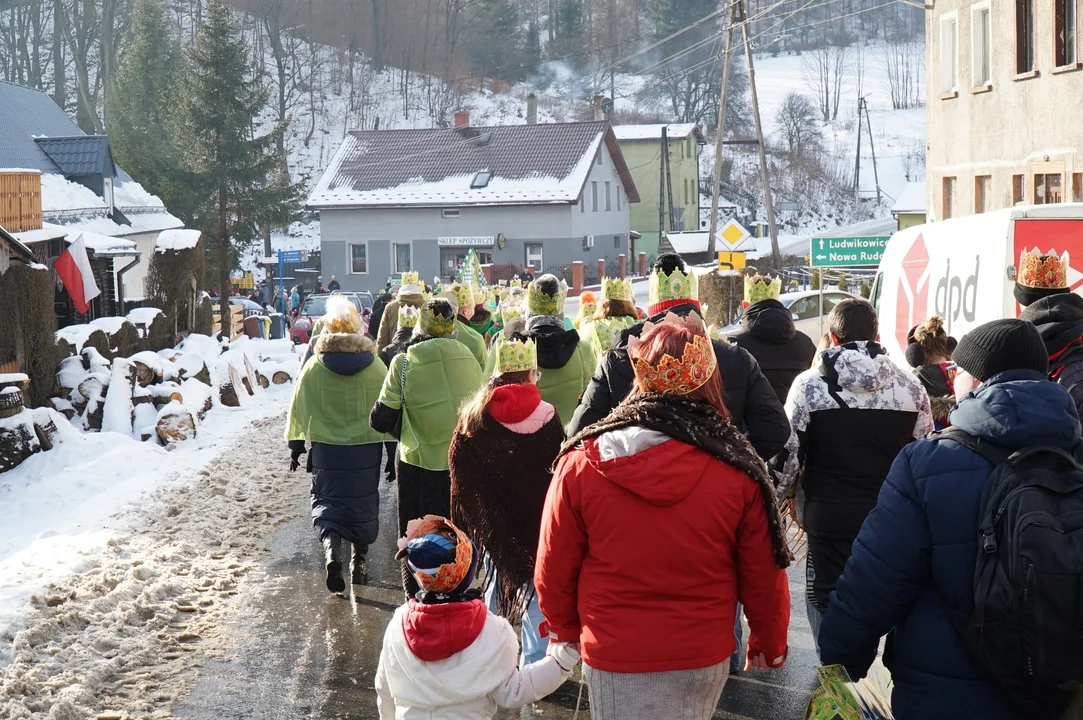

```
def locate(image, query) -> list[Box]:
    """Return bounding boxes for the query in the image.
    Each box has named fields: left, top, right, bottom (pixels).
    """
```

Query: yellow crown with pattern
left=472, top=285, right=489, bottom=307
left=401, top=271, right=420, bottom=286
left=449, top=284, right=474, bottom=312
left=1017, top=248, right=1069, bottom=290
left=744, top=274, right=782, bottom=305
left=509, top=277, right=523, bottom=288
left=649, top=267, right=698, bottom=306
left=629, top=312, right=718, bottom=396
left=323, top=296, right=362, bottom=334
left=527, top=276, right=569, bottom=317
left=398, top=305, right=419, bottom=330
left=499, top=300, right=524, bottom=324
left=420, top=301, right=457, bottom=338
left=497, top=338, right=538, bottom=373
left=602, top=277, right=633, bottom=301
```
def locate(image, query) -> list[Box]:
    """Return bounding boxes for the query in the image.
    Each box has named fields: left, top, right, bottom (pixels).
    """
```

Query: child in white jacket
left=375, top=515, right=578, bottom=719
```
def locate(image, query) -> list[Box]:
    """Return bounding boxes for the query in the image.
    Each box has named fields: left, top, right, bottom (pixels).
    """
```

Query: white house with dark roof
left=308, top=118, right=640, bottom=290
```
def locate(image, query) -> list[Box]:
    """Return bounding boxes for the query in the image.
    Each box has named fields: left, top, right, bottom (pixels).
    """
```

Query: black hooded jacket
left=567, top=301, right=790, bottom=461
left=1021, top=292, right=1083, bottom=420
left=726, top=299, right=817, bottom=404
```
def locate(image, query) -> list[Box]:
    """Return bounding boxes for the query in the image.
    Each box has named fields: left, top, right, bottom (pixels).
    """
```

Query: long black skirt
left=396, top=459, right=451, bottom=600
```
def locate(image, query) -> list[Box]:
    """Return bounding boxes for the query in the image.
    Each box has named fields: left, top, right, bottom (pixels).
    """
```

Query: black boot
left=351, top=544, right=368, bottom=586
left=323, top=534, right=346, bottom=593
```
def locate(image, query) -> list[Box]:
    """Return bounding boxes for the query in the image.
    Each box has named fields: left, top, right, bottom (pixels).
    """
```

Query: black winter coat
left=566, top=301, right=790, bottom=461
left=1020, top=292, right=1083, bottom=421
left=726, top=299, right=817, bottom=403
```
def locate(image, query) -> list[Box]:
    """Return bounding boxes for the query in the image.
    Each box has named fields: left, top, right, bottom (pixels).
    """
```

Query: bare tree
left=880, top=39, right=922, bottom=110
left=775, top=92, right=821, bottom=158
left=802, top=40, right=849, bottom=122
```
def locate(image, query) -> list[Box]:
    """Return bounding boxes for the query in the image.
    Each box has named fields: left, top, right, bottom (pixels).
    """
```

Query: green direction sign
left=810, top=236, right=890, bottom=267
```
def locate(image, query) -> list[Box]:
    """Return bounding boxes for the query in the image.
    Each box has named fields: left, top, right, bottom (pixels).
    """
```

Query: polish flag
left=54, top=234, right=101, bottom=314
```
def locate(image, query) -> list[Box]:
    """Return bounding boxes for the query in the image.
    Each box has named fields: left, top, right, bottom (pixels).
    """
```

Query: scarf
left=560, top=393, right=792, bottom=569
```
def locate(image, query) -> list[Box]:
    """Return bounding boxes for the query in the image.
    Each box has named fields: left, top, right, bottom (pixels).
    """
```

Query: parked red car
left=289, top=292, right=373, bottom=344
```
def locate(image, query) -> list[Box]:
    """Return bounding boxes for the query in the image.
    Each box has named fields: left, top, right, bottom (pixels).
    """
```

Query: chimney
left=592, top=95, right=605, bottom=122
left=454, top=110, right=470, bottom=129
left=526, top=93, right=538, bottom=125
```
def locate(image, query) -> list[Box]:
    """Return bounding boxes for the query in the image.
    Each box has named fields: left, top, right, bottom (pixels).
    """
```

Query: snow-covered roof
left=64, top=226, right=136, bottom=253
left=308, top=121, right=640, bottom=209
left=664, top=231, right=713, bottom=254
left=40, top=173, right=183, bottom=238
left=892, top=181, right=926, bottom=215
left=613, top=123, right=706, bottom=143
left=12, top=225, right=67, bottom=245
left=156, top=229, right=201, bottom=252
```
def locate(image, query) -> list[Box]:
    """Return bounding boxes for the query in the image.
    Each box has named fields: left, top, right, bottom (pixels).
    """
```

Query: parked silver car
left=719, top=290, right=861, bottom=340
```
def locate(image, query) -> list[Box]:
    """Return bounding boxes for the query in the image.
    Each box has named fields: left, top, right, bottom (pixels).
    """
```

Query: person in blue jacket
left=818, top=318, right=1081, bottom=719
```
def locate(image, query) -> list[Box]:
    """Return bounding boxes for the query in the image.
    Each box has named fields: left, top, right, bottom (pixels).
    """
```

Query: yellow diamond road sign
left=716, top=219, right=751, bottom=249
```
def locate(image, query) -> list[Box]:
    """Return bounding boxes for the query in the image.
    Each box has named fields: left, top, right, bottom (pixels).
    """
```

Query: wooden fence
left=0, top=171, right=42, bottom=232
left=212, top=304, right=245, bottom=341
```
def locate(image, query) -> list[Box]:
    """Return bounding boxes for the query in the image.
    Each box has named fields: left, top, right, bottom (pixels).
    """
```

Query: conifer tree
left=176, top=0, right=300, bottom=298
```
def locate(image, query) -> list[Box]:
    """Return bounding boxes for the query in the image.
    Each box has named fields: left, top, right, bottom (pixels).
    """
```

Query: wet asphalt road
left=174, top=457, right=819, bottom=720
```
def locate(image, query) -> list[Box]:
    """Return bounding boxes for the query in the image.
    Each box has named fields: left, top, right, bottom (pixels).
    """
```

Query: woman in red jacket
left=534, top=312, right=791, bottom=720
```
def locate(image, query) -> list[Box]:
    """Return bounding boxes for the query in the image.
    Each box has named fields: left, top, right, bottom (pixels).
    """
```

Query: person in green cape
left=369, top=298, right=484, bottom=599
left=286, top=297, right=387, bottom=593
left=442, top=283, right=487, bottom=366
left=582, top=277, right=639, bottom=358
left=520, top=274, right=597, bottom=429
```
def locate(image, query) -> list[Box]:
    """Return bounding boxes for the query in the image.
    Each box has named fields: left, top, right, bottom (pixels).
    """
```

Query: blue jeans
left=731, top=603, right=744, bottom=672
left=484, top=561, right=548, bottom=666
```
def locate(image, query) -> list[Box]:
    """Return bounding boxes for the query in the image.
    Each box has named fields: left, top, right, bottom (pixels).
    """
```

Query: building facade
left=614, top=124, right=705, bottom=262
left=927, top=0, right=1083, bottom=220
left=310, top=120, right=639, bottom=291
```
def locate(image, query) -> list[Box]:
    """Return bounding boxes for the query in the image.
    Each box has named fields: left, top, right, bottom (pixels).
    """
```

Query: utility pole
left=663, top=126, right=677, bottom=231
left=707, top=1, right=738, bottom=256
left=863, top=97, right=882, bottom=204
left=658, top=130, right=666, bottom=243
left=738, top=0, right=781, bottom=267
left=853, top=96, right=863, bottom=198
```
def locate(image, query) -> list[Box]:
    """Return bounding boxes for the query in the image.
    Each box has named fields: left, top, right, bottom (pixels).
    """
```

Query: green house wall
left=617, top=135, right=701, bottom=262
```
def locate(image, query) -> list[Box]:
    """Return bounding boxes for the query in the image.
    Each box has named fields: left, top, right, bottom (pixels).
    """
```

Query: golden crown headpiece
left=400, top=271, right=420, bottom=286
left=527, top=276, right=569, bottom=317
left=497, top=338, right=538, bottom=374
left=509, top=276, right=523, bottom=288
left=602, top=277, right=633, bottom=301
left=499, top=300, right=524, bottom=324
left=1017, top=248, right=1069, bottom=290
left=649, top=267, right=698, bottom=306
left=472, top=285, right=489, bottom=307
left=744, top=274, right=782, bottom=305
left=449, top=284, right=474, bottom=312
left=420, top=301, right=457, bottom=338
left=398, top=305, right=420, bottom=330
left=629, top=312, right=717, bottom=396
left=323, top=296, right=362, bottom=334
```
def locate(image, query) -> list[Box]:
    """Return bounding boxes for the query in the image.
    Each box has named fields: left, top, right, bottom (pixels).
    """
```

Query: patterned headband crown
left=398, top=305, right=419, bottom=329
left=527, top=277, right=569, bottom=317
left=649, top=267, right=698, bottom=305
left=629, top=312, right=718, bottom=395
left=497, top=338, right=538, bottom=373
left=395, top=515, right=475, bottom=594
left=420, top=302, right=457, bottom=338
left=401, top=271, right=420, bottom=286
left=449, top=284, right=474, bottom=312
left=602, top=277, right=633, bottom=301
left=509, top=277, right=523, bottom=288
left=744, top=275, right=782, bottom=304
left=1017, top=248, right=1069, bottom=290
left=499, top=300, right=524, bottom=324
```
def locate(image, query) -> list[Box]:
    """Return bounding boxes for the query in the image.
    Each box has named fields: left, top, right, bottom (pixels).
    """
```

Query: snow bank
left=89, top=316, right=129, bottom=335
left=100, top=359, right=135, bottom=437
left=0, top=373, right=29, bottom=385
left=177, top=333, right=225, bottom=363
left=126, top=307, right=163, bottom=327
left=55, top=324, right=100, bottom=352
left=156, top=229, right=201, bottom=252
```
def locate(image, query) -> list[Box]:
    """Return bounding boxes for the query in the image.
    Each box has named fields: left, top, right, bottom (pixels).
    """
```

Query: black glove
left=288, top=440, right=307, bottom=472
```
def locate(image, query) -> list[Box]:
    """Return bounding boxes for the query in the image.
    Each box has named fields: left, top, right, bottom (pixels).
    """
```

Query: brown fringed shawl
left=449, top=414, right=566, bottom=619
left=560, top=393, right=793, bottom=569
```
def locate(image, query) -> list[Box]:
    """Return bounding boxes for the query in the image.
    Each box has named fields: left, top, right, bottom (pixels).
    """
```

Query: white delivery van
left=871, top=204, right=1083, bottom=366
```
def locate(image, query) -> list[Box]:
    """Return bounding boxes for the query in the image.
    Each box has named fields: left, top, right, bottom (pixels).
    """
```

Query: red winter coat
left=534, top=426, right=789, bottom=674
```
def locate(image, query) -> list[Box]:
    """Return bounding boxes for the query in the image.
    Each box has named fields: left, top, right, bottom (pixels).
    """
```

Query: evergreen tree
left=176, top=0, right=300, bottom=298
left=550, top=0, right=586, bottom=67
left=468, top=0, right=528, bottom=82
left=106, top=0, right=185, bottom=214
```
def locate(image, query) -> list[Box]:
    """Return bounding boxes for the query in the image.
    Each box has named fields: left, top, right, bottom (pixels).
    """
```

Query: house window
left=1013, top=174, right=1026, bottom=204
left=103, top=177, right=114, bottom=215
left=349, top=243, right=368, bottom=274
left=605, top=182, right=612, bottom=211
left=525, top=244, right=543, bottom=272
left=614, top=235, right=620, bottom=249
left=941, top=16, right=958, bottom=92
left=1056, top=0, right=1078, bottom=67
left=1034, top=173, right=1064, bottom=204
left=616, top=186, right=622, bottom=211
left=596, top=151, right=602, bottom=166
left=442, top=208, right=460, bottom=218
left=591, top=181, right=599, bottom=211
left=975, top=175, right=992, bottom=213
left=942, top=176, right=956, bottom=219
left=392, top=243, right=412, bottom=274
left=972, top=6, right=992, bottom=86
left=1016, top=0, right=1035, bottom=73
left=580, top=190, right=585, bottom=213
left=1073, top=173, right=1083, bottom=202
left=471, top=171, right=492, bottom=189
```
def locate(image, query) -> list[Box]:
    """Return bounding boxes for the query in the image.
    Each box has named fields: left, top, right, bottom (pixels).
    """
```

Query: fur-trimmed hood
left=316, top=332, right=377, bottom=376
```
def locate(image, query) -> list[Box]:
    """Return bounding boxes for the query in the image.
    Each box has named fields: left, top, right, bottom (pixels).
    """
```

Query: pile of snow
left=89, top=317, right=129, bottom=335
left=156, top=229, right=201, bottom=252
left=0, top=373, right=29, bottom=386
left=126, top=307, right=163, bottom=329
left=55, top=324, right=102, bottom=352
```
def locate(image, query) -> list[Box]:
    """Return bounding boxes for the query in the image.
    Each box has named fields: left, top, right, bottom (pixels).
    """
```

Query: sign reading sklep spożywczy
left=438, top=236, right=495, bottom=247
left=810, top=236, right=890, bottom=267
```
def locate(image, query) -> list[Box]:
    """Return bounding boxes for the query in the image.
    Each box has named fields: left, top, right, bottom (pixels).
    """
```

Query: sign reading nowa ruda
left=810, top=236, right=890, bottom=267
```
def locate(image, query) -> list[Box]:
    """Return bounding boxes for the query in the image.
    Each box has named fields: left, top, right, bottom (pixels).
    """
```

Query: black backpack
left=936, top=429, right=1083, bottom=718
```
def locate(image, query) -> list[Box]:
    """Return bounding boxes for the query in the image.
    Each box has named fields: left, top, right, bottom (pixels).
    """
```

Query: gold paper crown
left=744, top=274, right=782, bottom=304
left=323, top=296, right=362, bottom=334
left=509, top=277, right=523, bottom=288
left=398, top=305, right=419, bottom=329
left=602, top=277, right=633, bottom=301
left=401, top=271, right=420, bottom=286
left=1017, top=248, right=1069, bottom=290
left=497, top=338, right=538, bottom=373
left=449, top=284, right=474, bottom=312
left=649, top=267, right=698, bottom=306
left=472, top=285, right=489, bottom=307
left=527, top=277, right=569, bottom=317
left=629, top=312, right=717, bottom=395
left=499, top=300, right=524, bottom=324
left=420, top=302, right=457, bottom=338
